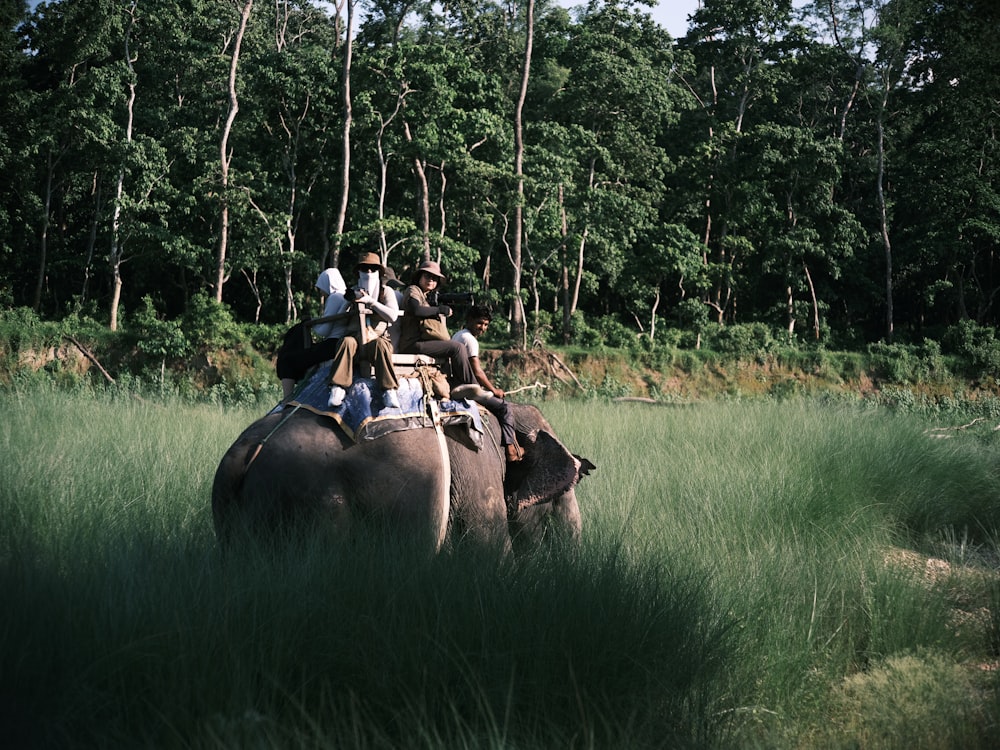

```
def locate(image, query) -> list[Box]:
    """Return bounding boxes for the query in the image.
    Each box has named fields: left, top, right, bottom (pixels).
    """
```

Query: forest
left=2, top=0, right=998, bottom=352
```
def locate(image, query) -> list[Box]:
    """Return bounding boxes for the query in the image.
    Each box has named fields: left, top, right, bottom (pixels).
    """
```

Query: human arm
left=470, top=355, right=504, bottom=398
left=403, top=285, right=452, bottom=319
left=310, top=294, right=350, bottom=338
left=454, top=329, right=504, bottom=397
left=365, top=286, right=400, bottom=323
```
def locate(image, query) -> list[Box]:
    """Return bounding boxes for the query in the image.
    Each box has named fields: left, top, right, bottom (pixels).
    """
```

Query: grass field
left=3, top=387, right=1000, bottom=748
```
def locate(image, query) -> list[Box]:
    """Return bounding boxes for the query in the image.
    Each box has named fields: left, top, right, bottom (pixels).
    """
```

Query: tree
left=215, top=0, right=254, bottom=304
left=548, top=1, right=680, bottom=338
left=328, top=0, right=355, bottom=268
left=0, top=0, right=29, bottom=277
left=682, top=0, right=798, bottom=324
left=508, top=0, right=534, bottom=348
left=891, top=0, right=1000, bottom=328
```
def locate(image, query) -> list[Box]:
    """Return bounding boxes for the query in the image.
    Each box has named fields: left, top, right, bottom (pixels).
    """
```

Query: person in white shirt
left=275, top=268, right=348, bottom=400
left=452, top=305, right=523, bottom=462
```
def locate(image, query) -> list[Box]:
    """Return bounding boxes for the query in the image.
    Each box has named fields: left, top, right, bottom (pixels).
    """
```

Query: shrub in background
left=706, top=322, right=780, bottom=359
left=942, top=320, right=1000, bottom=381
left=594, top=315, right=638, bottom=350
left=131, top=296, right=192, bottom=361
left=866, top=339, right=949, bottom=384
left=181, top=293, right=242, bottom=350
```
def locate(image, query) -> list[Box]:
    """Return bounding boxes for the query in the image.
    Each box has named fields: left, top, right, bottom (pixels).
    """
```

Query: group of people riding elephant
left=276, top=253, right=523, bottom=463
left=213, top=252, right=593, bottom=555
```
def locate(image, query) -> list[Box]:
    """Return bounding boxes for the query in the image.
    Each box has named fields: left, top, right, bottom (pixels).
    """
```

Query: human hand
left=493, top=388, right=505, bottom=399
left=438, top=304, right=452, bottom=317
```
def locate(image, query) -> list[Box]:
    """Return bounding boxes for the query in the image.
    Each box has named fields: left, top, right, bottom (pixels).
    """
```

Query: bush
left=247, top=322, right=288, bottom=356
left=0, top=306, right=62, bottom=352
left=130, top=296, right=192, bottom=360
left=866, top=339, right=949, bottom=384
left=528, top=309, right=556, bottom=347
left=654, top=326, right=685, bottom=349
left=567, top=311, right=603, bottom=349
left=942, top=320, right=1000, bottom=381
left=705, top=322, right=779, bottom=358
left=595, top=315, right=637, bottom=350
left=181, top=293, right=242, bottom=350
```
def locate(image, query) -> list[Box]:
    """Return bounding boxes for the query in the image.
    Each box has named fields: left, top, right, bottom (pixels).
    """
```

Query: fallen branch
left=926, top=418, right=985, bottom=434
left=545, top=350, right=583, bottom=389
left=63, top=335, right=115, bottom=384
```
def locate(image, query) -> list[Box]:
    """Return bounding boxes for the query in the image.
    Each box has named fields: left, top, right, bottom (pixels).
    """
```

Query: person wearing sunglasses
left=326, top=252, right=401, bottom=409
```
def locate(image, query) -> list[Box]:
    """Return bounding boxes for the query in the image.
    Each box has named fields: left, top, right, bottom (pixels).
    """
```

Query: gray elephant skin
left=212, top=399, right=593, bottom=554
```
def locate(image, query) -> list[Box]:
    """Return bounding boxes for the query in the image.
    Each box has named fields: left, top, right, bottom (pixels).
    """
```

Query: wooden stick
left=505, top=381, right=547, bottom=395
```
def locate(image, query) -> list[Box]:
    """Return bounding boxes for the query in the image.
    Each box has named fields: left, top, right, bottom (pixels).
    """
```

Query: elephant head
left=444, top=402, right=591, bottom=552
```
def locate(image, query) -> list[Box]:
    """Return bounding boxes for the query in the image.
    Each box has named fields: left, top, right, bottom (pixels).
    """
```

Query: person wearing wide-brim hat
left=383, top=266, right=406, bottom=290
left=409, top=259, right=446, bottom=284
left=397, top=259, right=480, bottom=400
left=352, top=251, right=385, bottom=274
left=326, top=251, right=402, bottom=409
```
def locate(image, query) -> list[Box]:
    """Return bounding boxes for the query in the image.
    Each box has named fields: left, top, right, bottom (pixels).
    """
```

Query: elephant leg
left=444, top=419, right=512, bottom=554
left=339, top=427, right=451, bottom=553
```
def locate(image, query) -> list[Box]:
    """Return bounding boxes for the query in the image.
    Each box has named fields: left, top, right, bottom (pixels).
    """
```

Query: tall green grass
left=2, top=390, right=999, bottom=748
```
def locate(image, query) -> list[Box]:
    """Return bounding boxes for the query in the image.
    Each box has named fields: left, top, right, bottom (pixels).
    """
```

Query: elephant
left=211, top=368, right=593, bottom=555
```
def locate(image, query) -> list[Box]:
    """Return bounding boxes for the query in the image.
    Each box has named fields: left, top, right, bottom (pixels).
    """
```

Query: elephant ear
left=508, top=429, right=583, bottom=512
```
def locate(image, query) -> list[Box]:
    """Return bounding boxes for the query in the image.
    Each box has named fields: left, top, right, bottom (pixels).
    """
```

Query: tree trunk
left=81, top=173, right=101, bottom=309
left=649, top=287, right=660, bottom=342
left=110, top=2, right=138, bottom=331
left=377, top=86, right=406, bottom=259
left=509, top=0, right=533, bottom=349
left=34, top=150, right=53, bottom=314
left=435, top=162, right=447, bottom=244
left=786, top=284, right=795, bottom=340
left=876, top=82, right=893, bottom=342
left=328, top=0, right=354, bottom=269
left=215, top=0, right=254, bottom=303
left=559, top=184, right=571, bottom=343
left=403, top=119, right=431, bottom=260
left=804, top=262, right=820, bottom=340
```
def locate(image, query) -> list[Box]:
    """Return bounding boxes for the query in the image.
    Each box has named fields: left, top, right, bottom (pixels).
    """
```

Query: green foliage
left=4, top=0, right=997, bottom=354
left=130, top=295, right=191, bottom=359
left=942, top=320, right=1000, bottom=381
left=0, top=306, right=60, bottom=351
left=180, top=293, right=242, bottom=350
left=866, top=339, right=949, bottom=384
left=703, top=321, right=780, bottom=358
left=245, top=322, right=288, bottom=357
left=594, top=314, right=637, bottom=350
